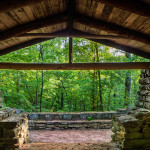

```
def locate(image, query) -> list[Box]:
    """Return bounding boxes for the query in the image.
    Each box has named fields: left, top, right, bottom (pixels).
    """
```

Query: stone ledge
left=27, top=110, right=126, bottom=121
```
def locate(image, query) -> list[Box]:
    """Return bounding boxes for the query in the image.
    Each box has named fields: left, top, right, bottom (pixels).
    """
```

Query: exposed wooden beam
left=0, top=13, right=67, bottom=42
left=68, top=0, right=74, bottom=32
left=94, top=0, right=150, bottom=18
left=0, top=38, right=53, bottom=56
left=0, top=62, right=150, bottom=70
left=89, top=39, right=150, bottom=59
left=74, top=14, right=150, bottom=45
left=68, top=0, right=74, bottom=64
left=19, top=31, right=127, bottom=40
left=69, top=38, right=73, bottom=64
left=0, top=0, right=45, bottom=13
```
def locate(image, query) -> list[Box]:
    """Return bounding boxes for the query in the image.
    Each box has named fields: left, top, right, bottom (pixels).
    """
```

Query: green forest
left=0, top=38, right=149, bottom=112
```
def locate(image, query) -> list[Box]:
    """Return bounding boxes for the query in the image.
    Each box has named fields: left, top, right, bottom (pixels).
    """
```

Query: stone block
left=124, top=132, right=143, bottom=140
left=143, top=127, right=150, bottom=138
left=123, top=139, right=150, bottom=149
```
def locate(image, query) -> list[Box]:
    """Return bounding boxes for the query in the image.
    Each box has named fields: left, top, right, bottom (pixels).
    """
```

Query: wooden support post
left=0, top=62, right=150, bottom=70
left=69, top=38, right=73, bottom=64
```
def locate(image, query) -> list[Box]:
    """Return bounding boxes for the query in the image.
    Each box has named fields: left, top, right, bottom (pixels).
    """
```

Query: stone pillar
left=137, top=69, right=150, bottom=109
left=0, top=109, right=29, bottom=150
left=0, top=90, right=3, bottom=108
left=111, top=69, right=150, bottom=149
left=111, top=108, right=150, bottom=149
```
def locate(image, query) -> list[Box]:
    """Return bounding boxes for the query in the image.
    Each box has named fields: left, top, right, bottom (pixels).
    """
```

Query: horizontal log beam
left=0, top=0, right=45, bottom=13
left=74, top=14, right=150, bottom=45
left=89, top=39, right=150, bottom=59
left=94, top=0, right=150, bottom=17
left=19, top=31, right=127, bottom=40
left=0, top=38, right=53, bottom=56
left=0, top=62, right=149, bottom=70
left=0, top=13, right=67, bottom=42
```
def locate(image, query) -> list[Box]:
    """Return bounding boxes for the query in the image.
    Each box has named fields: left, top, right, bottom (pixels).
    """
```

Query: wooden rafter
left=0, top=30, right=149, bottom=59
left=0, top=38, right=53, bottom=56
left=0, top=0, right=45, bottom=13
left=0, top=13, right=67, bottom=42
left=74, top=14, right=150, bottom=45
left=94, top=0, right=150, bottom=18
left=19, top=30, right=127, bottom=40
left=89, top=39, right=150, bottom=59
left=0, top=62, right=150, bottom=70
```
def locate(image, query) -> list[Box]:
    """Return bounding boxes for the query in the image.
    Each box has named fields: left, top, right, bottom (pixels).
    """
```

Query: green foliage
left=0, top=38, right=149, bottom=112
left=87, top=117, right=92, bottom=121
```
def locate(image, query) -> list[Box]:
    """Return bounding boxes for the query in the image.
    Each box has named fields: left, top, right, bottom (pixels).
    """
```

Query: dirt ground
left=20, top=129, right=120, bottom=150
left=20, top=142, right=120, bottom=150
left=29, top=129, right=112, bottom=143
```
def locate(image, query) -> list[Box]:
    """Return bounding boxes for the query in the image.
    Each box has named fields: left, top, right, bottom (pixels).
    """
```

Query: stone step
left=28, top=120, right=112, bottom=130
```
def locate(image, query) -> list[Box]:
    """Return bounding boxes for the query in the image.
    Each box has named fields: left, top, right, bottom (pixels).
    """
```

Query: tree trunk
left=40, top=45, right=44, bottom=112
left=40, top=70, right=44, bottom=112
left=95, top=43, right=103, bottom=111
left=124, top=53, right=131, bottom=108
left=35, top=70, right=38, bottom=112
left=61, top=92, right=63, bottom=110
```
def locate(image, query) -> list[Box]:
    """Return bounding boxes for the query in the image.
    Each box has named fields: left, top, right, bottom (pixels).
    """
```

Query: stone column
left=111, top=69, right=150, bottom=149
left=0, top=90, right=3, bottom=108
left=137, top=69, right=150, bottom=110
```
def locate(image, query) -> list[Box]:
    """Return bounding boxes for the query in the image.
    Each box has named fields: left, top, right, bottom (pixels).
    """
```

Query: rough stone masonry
left=112, top=69, right=150, bottom=150
left=0, top=108, right=29, bottom=150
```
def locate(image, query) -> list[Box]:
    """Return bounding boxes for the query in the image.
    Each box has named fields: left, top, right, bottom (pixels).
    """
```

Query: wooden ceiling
left=0, top=0, right=150, bottom=59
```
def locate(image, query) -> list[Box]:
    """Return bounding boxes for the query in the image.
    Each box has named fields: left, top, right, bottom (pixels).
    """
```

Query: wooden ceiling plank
left=74, top=14, right=150, bottom=45
left=0, top=0, right=46, bottom=13
left=23, top=6, right=36, bottom=22
left=88, top=38, right=150, bottom=59
left=30, top=3, right=46, bottom=19
left=100, top=4, right=113, bottom=21
left=94, top=2, right=105, bottom=20
left=0, top=12, right=67, bottom=42
left=0, top=62, right=150, bottom=70
left=122, top=13, right=139, bottom=28
left=94, top=0, right=150, bottom=17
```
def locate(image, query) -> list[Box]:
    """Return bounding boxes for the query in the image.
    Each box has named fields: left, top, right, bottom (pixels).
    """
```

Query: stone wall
left=111, top=108, right=150, bottom=149
left=137, top=69, right=150, bottom=110
left=28, top=110, right=126, bottom=130
left=28, top=110, right=126, bottom=121
left=111, top=69, right=150, bottom=149
left=29, top=120, right=112, bottom=130
left=0, top=108, right=29, bottom=150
